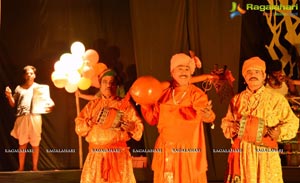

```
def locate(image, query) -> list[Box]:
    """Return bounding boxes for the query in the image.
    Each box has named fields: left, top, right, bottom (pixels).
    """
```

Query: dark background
left=0, top=0, right=299, bottom=182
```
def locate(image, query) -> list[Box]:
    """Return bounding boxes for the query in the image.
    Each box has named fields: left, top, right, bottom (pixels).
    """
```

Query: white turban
left=170, top=53, right=200, bottom=74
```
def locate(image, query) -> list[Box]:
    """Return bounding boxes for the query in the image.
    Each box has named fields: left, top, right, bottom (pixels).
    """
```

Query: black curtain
left=0, top=0, right=242, bottom=181
left=239, top=0, right=300, bottom=91
left=0, top=0, right=136, bottom=171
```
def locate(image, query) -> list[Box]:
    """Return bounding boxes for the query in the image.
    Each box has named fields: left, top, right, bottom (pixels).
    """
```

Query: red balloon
left=130, top=76, right=163, bottom=105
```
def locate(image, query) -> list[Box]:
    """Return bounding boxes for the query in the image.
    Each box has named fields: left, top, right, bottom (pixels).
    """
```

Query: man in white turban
left=141, top=52, right=215, bottom=183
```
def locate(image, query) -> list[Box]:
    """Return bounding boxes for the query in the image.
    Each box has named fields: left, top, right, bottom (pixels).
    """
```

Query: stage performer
left=265, top=60, right=299, bottom=96
left=75, top=69, right=143, bottom=183
left=221, top=57, right=299, bottom=183
left=140, top=53, right=216, bottom=183
left=5, top=65, right=54, bottom=171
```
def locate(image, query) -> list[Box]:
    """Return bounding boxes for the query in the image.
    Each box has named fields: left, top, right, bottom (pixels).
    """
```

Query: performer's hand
left=121, top=121, right=135, bottom=132
left=120, top=113, right=135, bottom=132
left=267, top=126, right=281, bottom=141
left=208, top=74, right=219, bottom=81
left=199, top=100, right=213, bottom=118
left=45, top=105, right=54, bottom=113
left=5, top=86, right=12, bottom=98
left=232, top=121, right=240, bottom=136
left=199, top=107, right=212, bottom=120
left=206, top=100, right=213, bottom=109
left=44, top=99, right=55, bottom=113
left=75, top=90, right=81, bottom=98
left=87, top=118, right=97, bottom=127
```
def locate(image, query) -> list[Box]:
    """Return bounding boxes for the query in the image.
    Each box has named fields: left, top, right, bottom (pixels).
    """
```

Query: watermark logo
left=230, top=1, right=298, bottom=19
left=230, top=2, right=246, bottom=19
left=132, top=148, right=162, bottom=153
left=5, top=148, right=34, bottom=153
left=46, top=148, right=76, bottom=153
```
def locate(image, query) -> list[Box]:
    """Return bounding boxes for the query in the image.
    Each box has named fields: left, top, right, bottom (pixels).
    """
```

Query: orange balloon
left=83, top=49, right=99, bottom=66
left=82, top=66, right=95, bottom=79
left=130, top=76, right=163, bottom=105
left=94, top=62, right=108, bottom=76
left=91, top=75, right=100, bottom=88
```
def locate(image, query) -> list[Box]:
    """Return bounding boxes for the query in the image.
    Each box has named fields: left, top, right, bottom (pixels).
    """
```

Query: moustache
left=179, top=75, right=188, bottom=78
left=249, top=77, right=258, bottom=81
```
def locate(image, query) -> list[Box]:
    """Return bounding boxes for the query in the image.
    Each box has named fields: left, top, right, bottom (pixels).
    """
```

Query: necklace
left=246, top=91, right=262, bottom=115
left=172, top=89, right=187, bottom=105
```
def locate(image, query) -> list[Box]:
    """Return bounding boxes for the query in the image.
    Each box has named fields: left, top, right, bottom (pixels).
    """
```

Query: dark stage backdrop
left=239, top=0, right=300, bottom=91
left=0, top=0, right=244, bottom=181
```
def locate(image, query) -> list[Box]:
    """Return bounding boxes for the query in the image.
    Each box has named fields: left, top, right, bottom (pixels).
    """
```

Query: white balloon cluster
left=51, top=41, right=107, bottom=93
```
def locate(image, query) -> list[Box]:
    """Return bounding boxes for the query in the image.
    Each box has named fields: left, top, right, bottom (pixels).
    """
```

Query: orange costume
left=75, top=95, right=143, bottom=183
left=142, top=83, right=215, bottom=183
left=222, top=57, right=299, bottom=183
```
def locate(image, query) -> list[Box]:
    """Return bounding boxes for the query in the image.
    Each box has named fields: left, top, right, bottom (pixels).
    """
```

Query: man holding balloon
left=139, top=53, right=216, bottom=183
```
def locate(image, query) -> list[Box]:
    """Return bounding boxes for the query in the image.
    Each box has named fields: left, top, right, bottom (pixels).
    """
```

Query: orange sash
left=89, top=142, right=127, bottom=182
left=225, top=138, right=241, bottom=183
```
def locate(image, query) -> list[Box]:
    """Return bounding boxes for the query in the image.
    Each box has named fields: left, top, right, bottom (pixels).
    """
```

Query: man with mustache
left=141, top=53, right=216, bottom=183
left=75, top=69, right=144, bottom=183
left=221, top=57, right=299, bottom=183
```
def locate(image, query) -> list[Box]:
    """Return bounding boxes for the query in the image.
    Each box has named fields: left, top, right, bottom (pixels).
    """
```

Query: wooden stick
left=75, top=93, right=83, bottom=169
left=160, top=74, right=218, bottom=90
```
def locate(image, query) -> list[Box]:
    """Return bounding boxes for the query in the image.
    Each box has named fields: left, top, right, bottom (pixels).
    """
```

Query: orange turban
left=242, top=57, right=266, bottom=77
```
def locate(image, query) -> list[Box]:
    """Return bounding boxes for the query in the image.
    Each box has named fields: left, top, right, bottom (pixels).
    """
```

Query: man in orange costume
left=75, top=69, right=144, bottom=183
left=221, top=57, right=299, bottom=183
left=141, top=53, right=216, bottom=183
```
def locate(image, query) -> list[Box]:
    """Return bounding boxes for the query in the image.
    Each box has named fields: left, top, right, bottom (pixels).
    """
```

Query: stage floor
left=0, top=169, right=154, bottom=183
left=0, top=169, right=80, bottom=183
left=0, top=167, right=299, bottom=183
left=0, top=169, right=221, bottom=183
